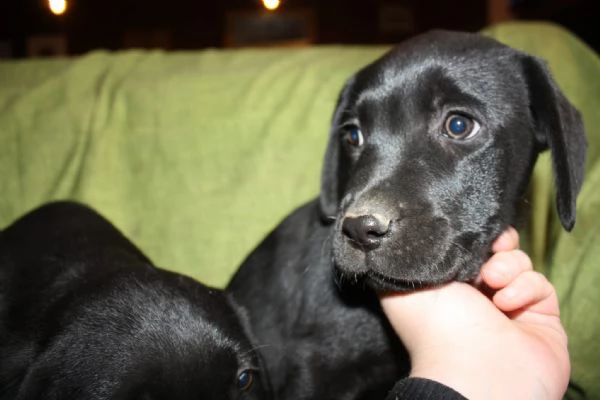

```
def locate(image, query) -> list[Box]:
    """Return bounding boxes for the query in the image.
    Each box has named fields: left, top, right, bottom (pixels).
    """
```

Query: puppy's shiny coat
left=0, top=202, right=271, bottom=400
left=228, top=31, right=586, bottom=399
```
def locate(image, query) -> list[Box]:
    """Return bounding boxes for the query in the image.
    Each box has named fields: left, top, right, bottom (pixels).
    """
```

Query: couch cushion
left=0, top=46, right=386, bottom=287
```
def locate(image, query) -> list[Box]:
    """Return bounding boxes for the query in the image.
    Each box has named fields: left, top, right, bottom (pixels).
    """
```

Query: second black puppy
left=228, top=31, right=586, bottom=399
left=0, top=202, right=271, bottom=400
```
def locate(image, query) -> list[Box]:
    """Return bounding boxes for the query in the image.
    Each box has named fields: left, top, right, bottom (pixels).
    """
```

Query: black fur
left=0, top=202, right=271, bottom=400
left=228, top=30, right=587, bottom=399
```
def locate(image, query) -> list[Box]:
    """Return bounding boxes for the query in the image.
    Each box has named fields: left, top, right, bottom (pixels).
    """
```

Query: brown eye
left=343, top=126, right=364, bottom=147
left=237, top=370, right=254, bottom=391
left=443, top=114, right=480, bottom=140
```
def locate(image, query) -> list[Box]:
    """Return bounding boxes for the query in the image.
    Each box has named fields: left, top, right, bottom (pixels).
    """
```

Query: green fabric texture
left=0, top=46, right=387, bottom=286
left=0, top=21, right=599, bottom=398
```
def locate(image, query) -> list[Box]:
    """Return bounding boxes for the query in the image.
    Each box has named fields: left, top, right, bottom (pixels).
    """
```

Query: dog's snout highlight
left=341, top=214, right=391, bottom=251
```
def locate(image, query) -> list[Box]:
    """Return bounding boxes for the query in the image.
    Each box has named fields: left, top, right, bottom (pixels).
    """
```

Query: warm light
left=49, top=0, right=67, bottom=15
left=262, top=0, right=280, bottom=11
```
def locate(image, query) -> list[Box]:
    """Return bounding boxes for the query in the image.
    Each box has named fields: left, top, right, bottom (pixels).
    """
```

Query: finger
left=492, top=270, right=556, bottom=314
left=481, top=250, right=533, bottom=290
left=491, top=226, right=520, bottom=252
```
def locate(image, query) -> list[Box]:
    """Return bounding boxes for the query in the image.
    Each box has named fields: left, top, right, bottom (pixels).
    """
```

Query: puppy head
left=321, top=31, right=586, bottom=291
left=17, top=274, right=271, bottom=400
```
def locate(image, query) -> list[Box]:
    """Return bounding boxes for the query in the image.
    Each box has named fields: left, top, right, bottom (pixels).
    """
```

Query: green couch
left=0, top=22, right=598, bottom=399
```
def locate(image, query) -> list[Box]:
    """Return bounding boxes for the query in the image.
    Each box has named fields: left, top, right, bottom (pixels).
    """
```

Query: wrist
left=410, top=354, right=495, bottom=399
left=408, top=342, right=531, bottom=400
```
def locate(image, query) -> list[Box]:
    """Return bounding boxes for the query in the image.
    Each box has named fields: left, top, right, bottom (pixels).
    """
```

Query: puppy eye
left=443, top=114, right=480, bottom=140
left=237, top=370, right=254, bottom=391
left=343, top=126, right=364, bottom=147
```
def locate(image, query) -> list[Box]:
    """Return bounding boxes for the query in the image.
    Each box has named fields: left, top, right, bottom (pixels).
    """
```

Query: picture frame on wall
left=225, top=9, right=315, bottom=48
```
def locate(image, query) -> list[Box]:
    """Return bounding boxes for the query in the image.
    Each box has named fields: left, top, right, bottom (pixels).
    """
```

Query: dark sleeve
left=384, top=378, right=468, bottom=400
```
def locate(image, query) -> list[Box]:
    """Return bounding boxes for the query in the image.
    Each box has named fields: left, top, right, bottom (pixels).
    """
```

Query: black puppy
left=228, top=31, right=586, bottom=399
left=0, top=202, right=271, bottom=400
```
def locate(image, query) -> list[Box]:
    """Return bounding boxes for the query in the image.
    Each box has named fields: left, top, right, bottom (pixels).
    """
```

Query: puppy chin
left=333, top=230, right=485, bottom=292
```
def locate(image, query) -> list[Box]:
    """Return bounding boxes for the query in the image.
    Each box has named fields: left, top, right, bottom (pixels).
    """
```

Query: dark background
left=0, top=0, right=597, bottom=58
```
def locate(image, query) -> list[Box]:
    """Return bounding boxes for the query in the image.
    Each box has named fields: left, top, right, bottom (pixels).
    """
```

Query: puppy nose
left=341, top=215, right=391, bottom=251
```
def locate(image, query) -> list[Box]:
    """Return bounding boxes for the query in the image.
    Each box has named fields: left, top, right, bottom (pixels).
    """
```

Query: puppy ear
left=523, top=56, right=587, bottom=231
left=320, top=80, right=354, bottom=221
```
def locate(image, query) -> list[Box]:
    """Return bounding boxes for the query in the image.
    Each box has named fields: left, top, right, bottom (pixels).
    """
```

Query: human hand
left=379, top=227, right=570, bottom=400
